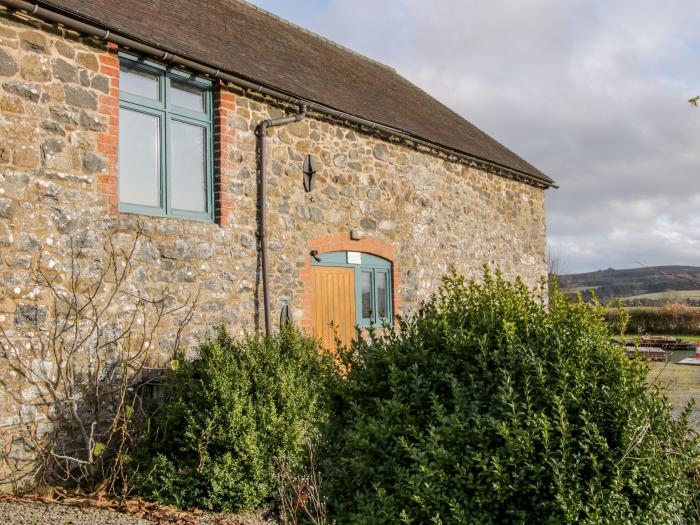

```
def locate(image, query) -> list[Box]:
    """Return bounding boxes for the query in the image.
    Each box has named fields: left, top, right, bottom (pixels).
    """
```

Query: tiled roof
left=40, top=0, right=553, bottom=184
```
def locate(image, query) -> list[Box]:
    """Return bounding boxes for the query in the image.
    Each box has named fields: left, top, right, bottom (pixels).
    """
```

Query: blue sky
left=249, top=0, right=700, bottom=273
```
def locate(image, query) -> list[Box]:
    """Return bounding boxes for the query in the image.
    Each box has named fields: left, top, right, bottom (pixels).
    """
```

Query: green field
left=649, top=359, right=700, bottom=431
left=618, top=334, right=700, bottom=343
left=622, top=290, right=700, bottom=302
left=655, top=334, right=700, bottom=343
left=622, top=333, right=700, bottom=431
left=607, top=305, right=700, bottom=312
left=561, top=285, right=600, bottom=294
left=559, top=265, right=700, bottom=303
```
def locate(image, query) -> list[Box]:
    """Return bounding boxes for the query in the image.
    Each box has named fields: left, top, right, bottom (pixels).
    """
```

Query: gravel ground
left=0, top=498, right=276, bottom=525
left=0, top=499, right=154, bottom=525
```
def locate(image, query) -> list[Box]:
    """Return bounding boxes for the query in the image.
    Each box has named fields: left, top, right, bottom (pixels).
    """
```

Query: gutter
left=0, top=0, right=557, bottom=189
left=257, top=106, right=307, bottom=336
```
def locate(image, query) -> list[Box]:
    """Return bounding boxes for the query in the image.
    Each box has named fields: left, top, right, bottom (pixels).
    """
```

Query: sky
left=249, top=0, right=700, bottom=273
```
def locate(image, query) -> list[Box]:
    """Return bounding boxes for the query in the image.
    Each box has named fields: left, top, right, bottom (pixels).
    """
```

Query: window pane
left=170, top=120, right=207, bottom=212
left=376, top=272, right=388, bottom=318
left=119, top=108, right=160, bottom=207
left=170, top=80, right=205, bottom=112
left=121, top=63, right=159, bottom=100
left=361, top=271, right=372, bottom=319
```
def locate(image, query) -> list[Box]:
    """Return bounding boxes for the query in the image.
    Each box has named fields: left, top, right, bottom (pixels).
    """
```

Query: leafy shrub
left=132, top=326, right=336, bottom=513
left=607, top=303, right=700, bottom=335
left=320, top=270, right=700, bottom=524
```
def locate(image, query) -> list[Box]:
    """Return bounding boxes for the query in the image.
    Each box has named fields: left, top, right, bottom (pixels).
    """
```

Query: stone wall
left=0, top=8, right=547, bottom=488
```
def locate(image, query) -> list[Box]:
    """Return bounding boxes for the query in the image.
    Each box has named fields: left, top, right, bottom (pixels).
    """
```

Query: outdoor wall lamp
left=303, top=154, right=316, bottom=192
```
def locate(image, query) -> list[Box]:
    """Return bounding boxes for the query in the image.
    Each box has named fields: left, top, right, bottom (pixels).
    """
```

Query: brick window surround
left=213, top=83, right=236, bottom=226
left=97, top=45, right=235, bottom=224
left=299, top=233, right=400, bottom=333
left=96, top=42, right=120, bottom=209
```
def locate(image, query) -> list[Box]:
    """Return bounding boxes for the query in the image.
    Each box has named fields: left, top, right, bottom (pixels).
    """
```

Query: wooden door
left=312, top=266, right=356, bottom=351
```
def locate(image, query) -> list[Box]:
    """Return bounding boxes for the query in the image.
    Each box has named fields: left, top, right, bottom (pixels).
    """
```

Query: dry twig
left=0, top=226, right=197, bottom=496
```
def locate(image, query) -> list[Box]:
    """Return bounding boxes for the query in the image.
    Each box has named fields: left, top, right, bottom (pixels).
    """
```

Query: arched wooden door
left=311, top=251, right=392, bottom=351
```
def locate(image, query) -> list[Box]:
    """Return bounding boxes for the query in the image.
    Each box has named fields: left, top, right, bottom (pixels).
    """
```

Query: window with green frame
left=311, top=251, right=393, bottom=327
left=118, top=53, right=214, bottom=221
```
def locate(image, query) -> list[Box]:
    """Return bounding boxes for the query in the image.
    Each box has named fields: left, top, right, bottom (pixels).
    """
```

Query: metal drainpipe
left=257, top=105, right=307, bottom=336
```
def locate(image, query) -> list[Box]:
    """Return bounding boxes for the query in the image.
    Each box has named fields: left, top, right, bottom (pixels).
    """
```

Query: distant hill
left=558, top=266, right=700, bottom=305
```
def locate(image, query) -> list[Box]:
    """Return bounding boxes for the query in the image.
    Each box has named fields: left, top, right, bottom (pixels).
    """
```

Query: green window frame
left=311, top=251, right=393, bottom=328
left=118, top=52, right=214, bottom=222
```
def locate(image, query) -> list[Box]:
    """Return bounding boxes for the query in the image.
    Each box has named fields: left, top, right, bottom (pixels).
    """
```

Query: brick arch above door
left=299, top=233, right=401, bottom=333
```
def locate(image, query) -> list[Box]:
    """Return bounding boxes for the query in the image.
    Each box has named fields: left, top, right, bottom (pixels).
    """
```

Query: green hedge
left=319, top=270, right=700, bottom=524
left=131, top=326, right=336, bottom=513
left=606, top=304, right=700, bottom=335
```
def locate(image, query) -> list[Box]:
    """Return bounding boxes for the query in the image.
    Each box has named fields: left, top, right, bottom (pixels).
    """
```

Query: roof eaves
left=11, top=0, right=556, bottom=188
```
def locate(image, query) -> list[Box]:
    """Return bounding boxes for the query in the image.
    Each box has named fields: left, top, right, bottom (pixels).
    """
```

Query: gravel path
left=0, top=499, right=154, bottom=525
left=0, top=498, right=276, bottom=525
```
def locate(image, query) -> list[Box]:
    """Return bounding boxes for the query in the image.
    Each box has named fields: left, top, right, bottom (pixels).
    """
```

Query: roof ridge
left=230, top=0, right=396, bottom=73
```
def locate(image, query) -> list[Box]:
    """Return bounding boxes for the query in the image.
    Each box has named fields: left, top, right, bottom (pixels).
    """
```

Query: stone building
left=0, top=0, right=554, bottom=486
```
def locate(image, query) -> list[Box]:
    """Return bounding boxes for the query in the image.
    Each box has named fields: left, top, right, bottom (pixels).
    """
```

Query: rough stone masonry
left=0, top=7, right=547, bottom=488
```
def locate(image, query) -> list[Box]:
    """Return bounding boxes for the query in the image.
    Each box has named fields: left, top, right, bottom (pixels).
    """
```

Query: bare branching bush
left=547, top=249, right=568, bottom=294
left=277, top=439, right=331, bottom=525
left=0, top=226, right=196, bottom=495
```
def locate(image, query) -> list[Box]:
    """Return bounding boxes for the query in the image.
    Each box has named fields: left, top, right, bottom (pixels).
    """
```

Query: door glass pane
left=361, top=271, right=372, bottom=319
left=170, top=80, right=205, bottom=112
left=376, top=272, right=388, bottom=318
left=119, top=108, right=160, bottom=207
left=121, top=63, right=159, bottom=100
left=170, top=120, right=207, bottom=212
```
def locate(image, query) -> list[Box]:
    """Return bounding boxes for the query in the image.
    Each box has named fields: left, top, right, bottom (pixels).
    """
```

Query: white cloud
left=253, top=0, right=700, bottom=272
